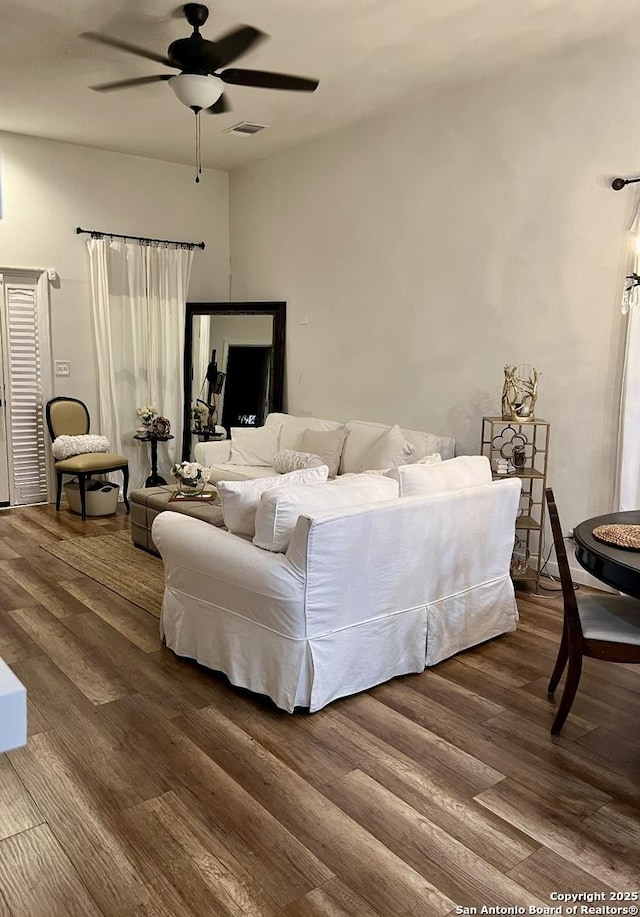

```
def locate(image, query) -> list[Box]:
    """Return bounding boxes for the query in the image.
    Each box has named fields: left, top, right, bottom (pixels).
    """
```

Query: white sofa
left=154, top=457, right=521, bottom=713
left=194, top=412, right=456, bottom=482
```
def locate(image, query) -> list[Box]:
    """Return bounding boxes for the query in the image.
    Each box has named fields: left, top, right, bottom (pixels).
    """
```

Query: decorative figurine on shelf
left=501, top=364, right=540, bottom=422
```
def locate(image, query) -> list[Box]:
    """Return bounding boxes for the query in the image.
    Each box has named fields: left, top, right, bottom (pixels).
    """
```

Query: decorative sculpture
left=501, top=364, right=540, bottom=421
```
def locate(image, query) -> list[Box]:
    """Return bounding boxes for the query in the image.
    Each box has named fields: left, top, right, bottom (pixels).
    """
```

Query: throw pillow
left=253, top=474, right=399, bottom=553
left=415, top=453, right=442, bottom=465
left=228, top=424, right=282, bottom=466
left=389, top=455, right=492, bottom=497
left=52, top=434, right=110, bottom=460
left=217, top=464, right=329, bottom=536
left=273, top=450, right=324, bottom=473
left=298, top=426, right=348, bottom=478
left=362, top=424, right=415, bottom=471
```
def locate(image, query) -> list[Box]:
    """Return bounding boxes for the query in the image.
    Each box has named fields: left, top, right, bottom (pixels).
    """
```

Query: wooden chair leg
left=551, top=649, right=583, bottom=736
left=79, top=475, right=87, bottom=521
left=122, top=466, right=130, bottom=512
left=55, top=473, right=63, bottom=511
left=548, top=621, right=569, bottom=696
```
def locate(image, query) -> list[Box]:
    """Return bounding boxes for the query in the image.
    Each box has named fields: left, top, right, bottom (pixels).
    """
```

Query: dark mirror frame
left=182, top=301, right=286, bottom=460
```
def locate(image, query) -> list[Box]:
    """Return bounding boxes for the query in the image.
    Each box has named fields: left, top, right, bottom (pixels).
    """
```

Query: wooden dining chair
left=545, top=487, right=640, bottom=735
left=45, top=397, right=130, bottom=521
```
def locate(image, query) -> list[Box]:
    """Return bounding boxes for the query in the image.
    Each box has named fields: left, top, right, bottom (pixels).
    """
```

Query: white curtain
left=87, top=238, right=194, bottom=489
left=616, top=204, right=640, bottom=510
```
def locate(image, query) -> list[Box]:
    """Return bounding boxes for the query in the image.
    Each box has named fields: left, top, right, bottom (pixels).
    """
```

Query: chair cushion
left=578, top=593, right=640, bottom=645
left=54, top=453, right=128, bottom=472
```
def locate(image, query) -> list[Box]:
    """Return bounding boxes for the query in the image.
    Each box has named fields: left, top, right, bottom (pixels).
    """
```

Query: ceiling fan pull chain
left=194, top=109, right=201, bottom=183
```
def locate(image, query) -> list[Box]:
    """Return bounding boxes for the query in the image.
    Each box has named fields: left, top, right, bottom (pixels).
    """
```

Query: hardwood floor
left=0, top=502, right=638, bottom=916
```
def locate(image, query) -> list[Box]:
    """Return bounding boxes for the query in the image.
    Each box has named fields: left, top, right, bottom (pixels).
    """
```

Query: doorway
left=221, top=345, right=272, bottom=432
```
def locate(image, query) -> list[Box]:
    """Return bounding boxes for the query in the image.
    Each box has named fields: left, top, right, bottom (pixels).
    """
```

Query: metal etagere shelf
left=480, top=416, right=550, bottom=594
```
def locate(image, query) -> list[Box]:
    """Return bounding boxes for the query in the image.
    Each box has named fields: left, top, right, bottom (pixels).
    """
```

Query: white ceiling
left=0, top=0, right=637, bottom=172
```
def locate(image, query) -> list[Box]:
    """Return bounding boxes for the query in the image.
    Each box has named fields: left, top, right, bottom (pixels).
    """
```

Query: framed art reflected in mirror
left=182, top=302, right=286, bottom=461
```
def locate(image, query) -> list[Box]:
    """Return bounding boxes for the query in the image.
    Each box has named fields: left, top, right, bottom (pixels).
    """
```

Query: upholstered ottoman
left=130, top=485, right=224, bottom=556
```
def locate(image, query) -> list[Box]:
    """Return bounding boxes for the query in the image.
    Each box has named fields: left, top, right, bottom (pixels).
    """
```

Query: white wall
left=0, top=132, right=229, bottom=428
left=229, top=32, right=639, bottom=540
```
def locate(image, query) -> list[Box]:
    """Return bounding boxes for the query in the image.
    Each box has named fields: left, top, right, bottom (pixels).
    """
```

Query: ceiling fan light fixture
left=169, top=73, right=223, bottom=111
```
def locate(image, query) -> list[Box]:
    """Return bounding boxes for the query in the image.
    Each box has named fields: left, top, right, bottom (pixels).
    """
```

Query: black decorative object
left=611, top=176, right=640, bottom=191
left=76, top=227, right=204, bottom=250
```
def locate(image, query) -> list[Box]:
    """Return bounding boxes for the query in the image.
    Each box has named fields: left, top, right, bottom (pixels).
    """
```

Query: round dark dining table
left=573, top=510, right=640, bottom=600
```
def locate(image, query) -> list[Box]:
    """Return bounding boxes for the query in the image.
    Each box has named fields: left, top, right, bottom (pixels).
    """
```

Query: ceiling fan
left=83, top=3, right=319, bottom=181
left=83, top=3, right=319, bottom=114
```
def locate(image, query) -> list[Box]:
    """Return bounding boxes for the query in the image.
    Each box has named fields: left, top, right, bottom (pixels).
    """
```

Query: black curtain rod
left=611, top=176, right=640, bottom=191
left=76, top=226, right=205, bottom=250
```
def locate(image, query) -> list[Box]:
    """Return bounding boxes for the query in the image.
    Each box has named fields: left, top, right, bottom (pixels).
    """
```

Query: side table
left=134, top=432, right=175, bottom=487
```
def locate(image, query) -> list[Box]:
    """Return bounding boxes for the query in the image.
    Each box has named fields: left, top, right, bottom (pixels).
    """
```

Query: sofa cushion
left=253, top=474, right=399, bottom=553
left=387, top=455, right=492, bottom=497
left=361, top=424, right=416, bottom=471
left=229, top=425, right=282, bottom=466
left=299, top=426, right=348, bottom=478
left=265, top=413, right=343, bottom=452
left=205, top=464, right=277, bottom=484
left=341, top=420, right=455, bottom=473
left=273, top=450, right=325, bottom=473
left=217, top=464, right=329, bottom=536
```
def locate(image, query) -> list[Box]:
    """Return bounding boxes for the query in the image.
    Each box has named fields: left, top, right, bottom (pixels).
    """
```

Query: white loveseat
left=194, top=412, right=456, bottom=482
left=154, top=457, right=521, bottom=713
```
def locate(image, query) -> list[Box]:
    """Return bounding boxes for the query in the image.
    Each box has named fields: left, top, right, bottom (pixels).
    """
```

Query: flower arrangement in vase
left=170, top=461, right=211, bottom=496
left=136, top=405, right=158, bottom=429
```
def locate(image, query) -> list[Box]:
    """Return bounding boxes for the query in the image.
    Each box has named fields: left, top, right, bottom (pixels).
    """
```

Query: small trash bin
left=64, top=479, right=120, bottom=517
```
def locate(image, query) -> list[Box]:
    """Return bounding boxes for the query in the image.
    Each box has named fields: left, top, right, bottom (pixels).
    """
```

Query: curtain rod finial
left=612, top=177, right=627, bottom=191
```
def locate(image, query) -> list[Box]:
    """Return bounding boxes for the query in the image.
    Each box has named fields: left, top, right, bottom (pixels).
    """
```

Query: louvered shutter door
left=3, top=282, right=48, bottom=504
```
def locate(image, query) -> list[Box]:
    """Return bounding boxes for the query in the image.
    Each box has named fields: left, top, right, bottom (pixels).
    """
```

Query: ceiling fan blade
left=219, top=68, right=319, bottom=92
left=81, top=32, right=177, bottom=68
left=90, top=74, right=172, bottom=93
left=205, top=94, right=231, bottom=114
left=208, top=26, right=267, bottom=68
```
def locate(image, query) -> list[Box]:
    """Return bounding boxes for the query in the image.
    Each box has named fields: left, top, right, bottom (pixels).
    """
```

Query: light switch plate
left=55, top=360, right=70, bottom=377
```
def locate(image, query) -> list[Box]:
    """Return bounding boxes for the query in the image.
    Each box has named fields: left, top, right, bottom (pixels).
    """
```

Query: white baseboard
left=543, top=558, right=617, bottom=593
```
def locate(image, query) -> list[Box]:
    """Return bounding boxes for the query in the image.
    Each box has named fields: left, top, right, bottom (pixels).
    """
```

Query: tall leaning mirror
left=182, top=302, right=286, bottom=461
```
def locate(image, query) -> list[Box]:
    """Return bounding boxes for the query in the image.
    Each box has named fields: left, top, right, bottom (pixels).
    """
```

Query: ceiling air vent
left=224, top=122, right=269, bottom=137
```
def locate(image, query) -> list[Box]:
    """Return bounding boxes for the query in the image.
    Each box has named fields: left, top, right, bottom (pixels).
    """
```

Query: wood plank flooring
left=0, top=502, right=638, bottom=916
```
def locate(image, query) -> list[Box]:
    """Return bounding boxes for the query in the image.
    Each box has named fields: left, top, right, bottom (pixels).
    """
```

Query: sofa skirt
left=161, top=587, right=428, bottom=713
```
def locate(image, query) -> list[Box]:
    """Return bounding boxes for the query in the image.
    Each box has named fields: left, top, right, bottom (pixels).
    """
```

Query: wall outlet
left=297, top=313, right=309, bottom=325
left=55, top=360, right=70, bottom=377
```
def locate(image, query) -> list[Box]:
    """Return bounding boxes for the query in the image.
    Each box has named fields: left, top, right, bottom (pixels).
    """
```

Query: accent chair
left=45, top=397, right=130, bottom=521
